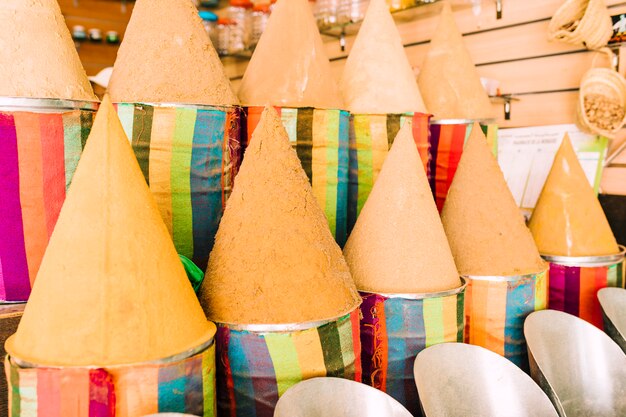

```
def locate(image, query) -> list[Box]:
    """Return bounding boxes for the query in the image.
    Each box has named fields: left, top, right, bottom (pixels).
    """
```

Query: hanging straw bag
left=576, top=48, right=626, bottom=137
left=549, top=0, right=613, bottom=50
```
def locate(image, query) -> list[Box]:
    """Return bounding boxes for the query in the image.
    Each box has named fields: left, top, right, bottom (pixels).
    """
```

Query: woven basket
left=549, top=0, right=613, bottom=49
left=576, top=50, right=626, bottom=137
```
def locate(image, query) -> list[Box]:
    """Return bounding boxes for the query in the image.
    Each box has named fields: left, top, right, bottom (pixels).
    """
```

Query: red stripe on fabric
left=445, top=124, right=467, bottom=199
left=39, top=114, right=66, bottom=238
left=221, top=329, right=237, bottom=417
left=89, top=369, right=115, bottom=417
left=350, top=309, right=362, bottom=383
left=411, top=113, right=431, bottom=175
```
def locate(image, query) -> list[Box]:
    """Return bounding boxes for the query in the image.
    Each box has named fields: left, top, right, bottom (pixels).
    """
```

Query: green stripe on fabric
left=264, top=333, right=303, bottom=396
left=608, top=263, right=619, bottom=288
left=132, top=105, right=154, bottom=184
left=171, top=108, right=197, bottom=259
left=325, top=110, right=340, bottom=235
left=79, top=111, right=94, bottom=150
left=457, top=291, right=465, bottom=341
left=281, top=108, right=299, bottom=145
left=63, top=111, right=83, bottom=189
left=336, top=314, right=356, bottom=378
left=386, top=115, right=402, bottom=149
left=10, top=362, right=20, bottom=417
left=423, top=297, right=445, bottom=347
left=354, top=115, right=372, bottom=217
left=317, top=321, right=345, bottom=378
left=117, top=103, right=135, bottom=142
left=203, top=347, right=216, bottom=417
left=296, top=108, right=314, bottom=182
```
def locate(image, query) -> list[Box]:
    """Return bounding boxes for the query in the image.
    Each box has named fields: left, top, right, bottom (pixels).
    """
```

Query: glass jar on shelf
left=228, top=0, right=252, bottom=52
left=199, top=10, right=219, bottom=48
left=249, top=3, right=271, bottom=47
left=217, top=18, right=233, bottom=55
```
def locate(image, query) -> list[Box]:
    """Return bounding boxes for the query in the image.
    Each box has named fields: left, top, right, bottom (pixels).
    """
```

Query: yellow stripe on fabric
left=265, top=333, right=303, bottom=396
left=485, top=125, right=499, bottom=156
left=325, top=110, right=340, bottom=235
left=292, top=327, right=327, bottom=380
left=423, top=297, right=445, bottom=347
left=336, top=314, right=356, bottom=375
left=354, top=115, right=372, bottom=217
left=442, top=294, right=460, bottom=341
left=534, top=271, right=548, bottom=311
left=171, top=108, right=197, bottom=258
left=369, top=115, right=389, bottom=184
left=311, top=109, right=328, bottom=221
left=149, top=107, right=176, bottom=236
left=112, top=366, right=159, bottom=416
left=204, top=344, right=217, bottom=417
left=485, top=281, right=508, bottom=356
left=18, top=370, right=37, bottom=417
left=469, top=280, right=488, bottom=347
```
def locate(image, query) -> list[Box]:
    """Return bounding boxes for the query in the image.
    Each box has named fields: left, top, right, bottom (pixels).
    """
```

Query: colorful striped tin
left=5, top=339, right=216, bottom=417
left=359, top=281, right=466, bottom=415
left=242, top=106, right=349, bottom=247
left=347, top=112, right=431, bottom=234
left=429, top=120, right=498, bottom=211
left=115, top=103, right=242, bottom=271
left=543, top=246, right=625, bottom=329
left=215, top=310, right=361, bottom=417
left=464, top=269, right=548, bottom=369
left=0, top=98, right=97, bottom=302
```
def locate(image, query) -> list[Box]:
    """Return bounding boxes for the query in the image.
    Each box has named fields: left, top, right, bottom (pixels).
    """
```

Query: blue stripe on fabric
left=504, top=279, right=534, bottom=369
left=184, top=354, right=205, bottom=415
left=190, top=109, right=226, bottom=270
left=229, top=331, right=258, bottom=417
left=336, top=111, right=349, bottom=247
left=384, top=298, right=409, bottom=406
left=158, top=360, right=187, bottom=413
left=240, top=332, right=279, bottom=417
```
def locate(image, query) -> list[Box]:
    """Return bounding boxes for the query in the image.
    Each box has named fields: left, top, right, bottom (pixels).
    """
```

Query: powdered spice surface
left=108, top=0, right=238, bottom=105
left=0, top=0, right=95, bottom=100
left=344, top=123, right=460, bottom=293
left=441, top=124, right=546, bottom=276
left=529, top=135, right=620, bottom=256
left=199, top=106, right=360, bottom=324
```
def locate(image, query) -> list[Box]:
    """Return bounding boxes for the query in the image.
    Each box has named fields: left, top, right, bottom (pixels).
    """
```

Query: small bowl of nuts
left=577, top=66, right=626, bottom=138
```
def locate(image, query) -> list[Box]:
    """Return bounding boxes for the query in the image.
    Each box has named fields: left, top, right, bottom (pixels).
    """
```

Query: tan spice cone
left=108, top=0, right=238, bottom=105
left=5, top=96, right=214, bottom=367
left=529, top=135, right=620, bottom=257
left=199, top=106, right=361, bottom=324
left=344, top=123, right=460, bottom=293
left=441, top=123, right=546, bottom=276
left=0, top=0, right=96, bottom=100
left=237, top=0, right=344, bottom=109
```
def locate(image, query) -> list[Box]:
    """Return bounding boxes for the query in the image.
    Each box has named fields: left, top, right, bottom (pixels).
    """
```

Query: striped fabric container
left=347, top=113, right=430, bottom=233
left=543, top=246, right=625, bottom=329
left=359, top=281, right=466, bottom=415
left=215, top=310, right=361, bottom=417
left=115, top=103, right=242, bottom=271
left=5, top=340, right=216, bottom=417
left=243, top=106, right=349, bottom=247
left=0, top=98, right=97, bottom=302
left=429, top=120, right=498, bottom=211
left=464, top=269, right=548, bottom=370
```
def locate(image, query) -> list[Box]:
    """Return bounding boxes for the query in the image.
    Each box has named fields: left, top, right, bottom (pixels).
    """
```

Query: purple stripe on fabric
left=549, top=264, right=566, bottom=312
left=564, top=266, right=581, bottom=316
left=240, top=332, right=278, bottom=417
left=428, top=124, right=441, bottom=194
left=359, top=293, right=380, bottom=387
left=184, top=354, right=204, bottom=415
left=0, top=114, right=30, bottom=301
left=0, top=258, right=5, bottom=300
left=89, top=369, right=115, bottom=417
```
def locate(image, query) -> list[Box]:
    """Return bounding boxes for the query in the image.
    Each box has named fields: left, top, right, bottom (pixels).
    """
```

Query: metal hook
left=496, top=0, right=502, bottom=19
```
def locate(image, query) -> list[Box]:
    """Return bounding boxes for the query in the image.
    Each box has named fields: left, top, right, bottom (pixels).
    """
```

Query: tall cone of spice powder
left=418, top=2, right=493, bottom=120
left=344, top=123, right=460, bottom=293
left=108, top=0, right=238, bottom=105
left=0, top=0, right=95, bottom=100
left=238, top=0, right=344, bottom=109
left=5, top=96, right=214, bottom=367
left=529, top=135, right=620, bottom=257
left=199, top=106, right=360, bottom=324
left=340, top=0, right=427, bottom=114
left=441, top=124, right=545, bottom=276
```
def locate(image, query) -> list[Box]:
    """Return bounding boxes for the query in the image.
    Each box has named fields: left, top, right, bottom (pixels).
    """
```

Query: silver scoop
left=273, top=377, right=413, bottom=417
left=598, top=287, right=626, bottom=353
left=413, top=342, right=558, bottom=417
left=525, top=309, right=626, bottom=417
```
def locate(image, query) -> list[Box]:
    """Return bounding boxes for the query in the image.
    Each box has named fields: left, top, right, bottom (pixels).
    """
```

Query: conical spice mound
left=344, top=123, right=460, bottom=293
left=5, top=96, right=214, bottom=367
left=199, top=106, right=361, bottom=324
left=340, top=0, right=427, bottom=114
left=441, top=123, right=546, bottom=276
left=238, top=0, right=344, bottom=109
left=529, top=135, right=620, bottom=257
left=417, top=2, right=493, bottom=120
left=108, top=0, right=238, bottom=105
left=0, top=0, right=95, bottom=100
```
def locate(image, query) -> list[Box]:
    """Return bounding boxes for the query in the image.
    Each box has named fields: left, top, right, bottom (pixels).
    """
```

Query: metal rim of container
left=359, top=277, right=467, bottom=300
left=214, top=306, right=358, bottom=333
left=462, top=266, right=549, bottom=282
left=541, top=245, right=626, bottom=267
left=0, top=97, right=99, bottom=111
left=10, top=336, right=215, bottom=370
left=117, top=101, right=243, bottom=112
left=429, top=118, right=497, bottom=125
